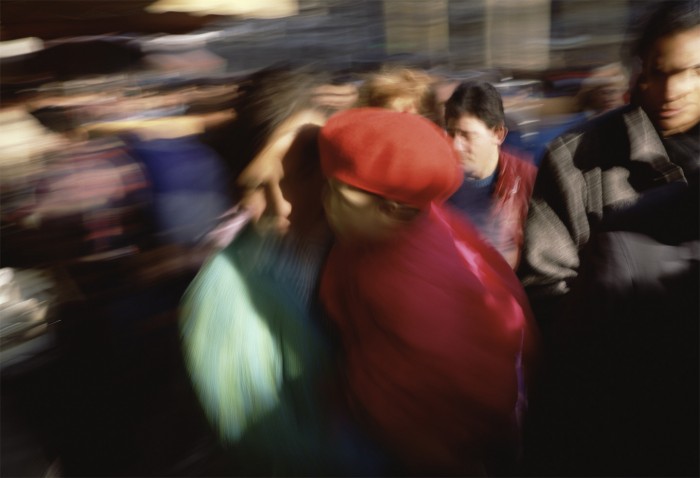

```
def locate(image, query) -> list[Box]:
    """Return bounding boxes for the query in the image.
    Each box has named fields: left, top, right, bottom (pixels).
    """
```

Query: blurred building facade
left=2, top=0, right=660, bottom=76
left=194, top=0, right=656, bottom=76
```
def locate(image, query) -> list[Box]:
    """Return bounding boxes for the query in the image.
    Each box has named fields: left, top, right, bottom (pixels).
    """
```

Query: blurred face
left=446, top=114, right=505, bottom=179
left=322, top=179, right=422, bottom=243
left=639, top=26, right=700, bottom=136
left=236, top=109, right=326, bottom=235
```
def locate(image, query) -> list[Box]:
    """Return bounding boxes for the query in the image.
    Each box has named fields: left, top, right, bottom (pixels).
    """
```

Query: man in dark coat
left=518, top=0, right=699, bottom=330
left=519, top=2, right=699, bottom=475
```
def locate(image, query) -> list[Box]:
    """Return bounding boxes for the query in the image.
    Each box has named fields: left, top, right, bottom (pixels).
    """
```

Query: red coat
left=491, top=149, right=537, bottom=268
left=320, top=203, right=537, bottom=474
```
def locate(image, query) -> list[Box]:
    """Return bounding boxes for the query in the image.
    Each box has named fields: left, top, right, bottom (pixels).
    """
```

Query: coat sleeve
left=517, top=135, right=591, bottom=306
left=179, top=249, right=285, bottom=442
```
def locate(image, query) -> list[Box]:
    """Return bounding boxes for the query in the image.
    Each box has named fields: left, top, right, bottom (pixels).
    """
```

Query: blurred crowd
left=1, top=1, right=698, bottom=476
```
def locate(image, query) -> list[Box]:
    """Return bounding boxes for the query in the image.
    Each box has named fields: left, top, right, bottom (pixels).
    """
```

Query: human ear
left=495, top=125, right=508, bottom=145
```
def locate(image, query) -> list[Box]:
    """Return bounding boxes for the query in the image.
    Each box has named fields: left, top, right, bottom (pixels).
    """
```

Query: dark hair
left=634, top=0, right=700, bottom=61
left=206, top=65, right=327, bottom=190
left=230, top=66, right=321, bottom=166
left=29, top=105, right=78, bottom=133
left=444, top=80, right=505, bottom=129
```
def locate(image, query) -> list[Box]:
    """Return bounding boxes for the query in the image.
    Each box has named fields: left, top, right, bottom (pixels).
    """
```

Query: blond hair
left=357, top=67, right=437, bottom=119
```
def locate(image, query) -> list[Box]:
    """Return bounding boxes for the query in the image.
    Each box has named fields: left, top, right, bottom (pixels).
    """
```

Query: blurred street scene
left=1, top=1, right=695, bottom=476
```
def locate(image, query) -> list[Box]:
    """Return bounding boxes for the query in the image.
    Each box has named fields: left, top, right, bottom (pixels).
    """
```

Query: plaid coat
left=517, top=105, right=690, bottom=305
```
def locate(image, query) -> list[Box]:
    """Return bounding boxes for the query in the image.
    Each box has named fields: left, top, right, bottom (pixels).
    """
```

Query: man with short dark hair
left=444, top=80, right=537, bottom=268
left=518, top=1, right=699, bottom=475
left=517, top=0, right=700, bottom=326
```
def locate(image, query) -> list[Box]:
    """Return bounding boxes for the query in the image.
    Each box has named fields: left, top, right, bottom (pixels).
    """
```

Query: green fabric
left=179, top=226, right=334, bottom=473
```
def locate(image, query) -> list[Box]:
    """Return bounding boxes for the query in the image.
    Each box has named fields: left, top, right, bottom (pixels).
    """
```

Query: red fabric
left=491, top=148, right=538, bottom=268
left=320, top=204, right=537, bottom=473
left=318, top=108, right=463, bottom=209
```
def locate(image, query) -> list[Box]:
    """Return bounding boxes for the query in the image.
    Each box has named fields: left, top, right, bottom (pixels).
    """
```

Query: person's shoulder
left=542, top=105, right=645, bottom=165
left=500, top=147, right=537, bottom=177
left=589, top=103, right=641, bottom=127
left=561, top=104, right=642, bottom=141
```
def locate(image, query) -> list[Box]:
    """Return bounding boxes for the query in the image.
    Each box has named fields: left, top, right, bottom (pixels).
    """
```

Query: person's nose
left=266, top=183, right=292, bottom=221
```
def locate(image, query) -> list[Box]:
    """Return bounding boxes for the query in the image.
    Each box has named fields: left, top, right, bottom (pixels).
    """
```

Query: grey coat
left=517, top=104, right=690, bottom=303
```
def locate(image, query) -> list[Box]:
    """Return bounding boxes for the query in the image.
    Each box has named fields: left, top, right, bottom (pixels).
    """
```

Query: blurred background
left=1, top=0, right=655, bottom=162
left=2, top=0, right=655, bottom=72
left=0, top=1, right=663, bottom=477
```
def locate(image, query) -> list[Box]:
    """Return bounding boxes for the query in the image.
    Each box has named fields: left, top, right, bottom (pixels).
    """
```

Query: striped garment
left=518, top=105, right=691, bottom=304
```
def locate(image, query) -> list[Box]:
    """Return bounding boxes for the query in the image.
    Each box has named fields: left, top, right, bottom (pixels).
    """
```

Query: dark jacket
left=517, top=105, right=689, bottom=313
left=519, top=105, right=699, bottom=476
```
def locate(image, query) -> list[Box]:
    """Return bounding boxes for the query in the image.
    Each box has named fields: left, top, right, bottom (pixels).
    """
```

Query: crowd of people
left=181, top=1, right=698, bottom=475
left=1, top=0, right=698, bottom=476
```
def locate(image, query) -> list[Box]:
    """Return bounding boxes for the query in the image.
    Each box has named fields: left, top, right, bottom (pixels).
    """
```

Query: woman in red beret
left=318, top=108, right=538, bottom=475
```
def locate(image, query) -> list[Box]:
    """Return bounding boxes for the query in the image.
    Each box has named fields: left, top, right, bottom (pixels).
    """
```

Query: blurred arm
left=517, top=136, right=590, bottom=316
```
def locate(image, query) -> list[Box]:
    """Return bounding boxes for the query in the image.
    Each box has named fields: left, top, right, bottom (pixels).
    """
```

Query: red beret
left=318, top=108, right=463, bottom=209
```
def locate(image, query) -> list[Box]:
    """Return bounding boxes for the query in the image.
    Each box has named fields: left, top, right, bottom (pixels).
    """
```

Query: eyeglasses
left=326, top=179, right=422, bottom=222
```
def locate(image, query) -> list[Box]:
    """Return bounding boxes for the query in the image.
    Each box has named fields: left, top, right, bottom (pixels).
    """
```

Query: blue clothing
left=127, top=135, right=232, bottom=246
left=504, top=112, right=588, bottom=165
left=447, top=170, right=500, bottom=243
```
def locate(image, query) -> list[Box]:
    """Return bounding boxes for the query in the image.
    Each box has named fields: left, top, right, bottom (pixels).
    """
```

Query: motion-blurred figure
left=318, top=108, right=537, bottom=475
left=1, top=101, right=153, bottom=267
left=311, top=77, right=360, bottom=115
left=445, top=81, right=537, bottom=268
left=518, top=1, right=699, bottom=475
left=178, top=68, right=383, bottom=475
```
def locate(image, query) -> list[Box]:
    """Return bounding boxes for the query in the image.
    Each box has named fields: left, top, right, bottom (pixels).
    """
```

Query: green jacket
left=179, top=224, right=335, bottom=474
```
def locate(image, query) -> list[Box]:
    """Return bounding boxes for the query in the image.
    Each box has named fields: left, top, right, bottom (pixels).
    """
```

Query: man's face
left=236, top=109, right=326, bottom=235
left=640, top=26, right=700, bottom=136
left=446, top=114, right=505, bottom=179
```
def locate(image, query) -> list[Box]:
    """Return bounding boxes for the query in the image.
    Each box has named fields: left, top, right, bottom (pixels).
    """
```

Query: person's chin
left=657, top=112, right=698, bottom=136
left=461, top=167, right=478, bottom=179
left=253, top=216, right=291, bottom=236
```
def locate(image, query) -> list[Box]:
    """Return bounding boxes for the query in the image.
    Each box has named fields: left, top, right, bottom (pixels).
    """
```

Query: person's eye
left=241, top=183, right=266, bottom=195
left=648, top=68, right=665, bottom=80
left=451, top=130, right=470, bottom=140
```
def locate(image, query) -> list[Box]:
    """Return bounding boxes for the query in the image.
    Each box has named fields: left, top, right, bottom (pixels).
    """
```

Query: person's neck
left=466, top=149, right=499, bottom=180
